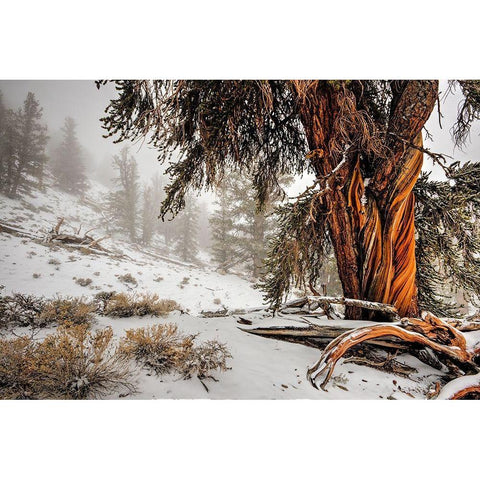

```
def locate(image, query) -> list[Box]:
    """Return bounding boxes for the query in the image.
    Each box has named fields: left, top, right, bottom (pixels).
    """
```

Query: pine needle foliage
left=414, top=161, right=480, bottom=316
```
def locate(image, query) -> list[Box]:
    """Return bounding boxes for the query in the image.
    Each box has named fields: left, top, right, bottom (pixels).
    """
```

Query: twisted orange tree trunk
left=295, top=81, right=438, bottom=319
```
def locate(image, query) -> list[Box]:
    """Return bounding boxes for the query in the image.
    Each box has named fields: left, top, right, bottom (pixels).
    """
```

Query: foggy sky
left=0, top=80, right=162, bottom=181
left=1, top=80, right=479, bottom=190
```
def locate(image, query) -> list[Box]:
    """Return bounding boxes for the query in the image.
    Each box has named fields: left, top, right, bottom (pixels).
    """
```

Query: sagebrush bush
left=119, top=324, right=195, bottom=374
left=39, top=297, right=96, bottom=325
left=0, top=294, right=95, bottom=329
left=180, top=340, right=232, bottom=380
left=75, top=277, right=92, bottom=287
left=119, top=324, right=231, bottom=380
left=118, top=273, right=137, bottom=285
left=0, top=323, right=134, bottom=399
left=0, top=294, right=46, bottom=328
left=94, top=291, right=117, bottom=312
left=102, top=293, right=179, bottom=317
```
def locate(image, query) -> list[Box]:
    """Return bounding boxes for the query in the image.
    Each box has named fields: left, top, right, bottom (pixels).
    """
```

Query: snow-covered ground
left=1, top=181, right=477, bottom=399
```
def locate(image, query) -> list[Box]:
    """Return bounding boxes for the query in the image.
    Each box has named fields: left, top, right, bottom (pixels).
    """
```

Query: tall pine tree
left=211, top=171, right=292, bottom=277
left=173, top=194, right=200, bottom=263
left=51, top=117, right=88, bottom=195
left=210, top=177, right=237, bottom=270
left=141, top=174, right=165, bottom=245
left=107, top=146, right=139, bottom=242
left=3, top=92, right=48, bottom=197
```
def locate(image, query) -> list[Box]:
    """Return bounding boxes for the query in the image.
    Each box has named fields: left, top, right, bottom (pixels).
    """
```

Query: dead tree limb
left=277, top=296, right=400, bottom=321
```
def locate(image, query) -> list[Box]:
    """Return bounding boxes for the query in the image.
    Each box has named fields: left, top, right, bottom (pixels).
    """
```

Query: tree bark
left=296, top=81, right=438, bottom=320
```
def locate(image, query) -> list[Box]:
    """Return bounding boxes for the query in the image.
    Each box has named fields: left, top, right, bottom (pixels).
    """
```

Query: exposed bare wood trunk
left=295, top=81, right=438, bottom=320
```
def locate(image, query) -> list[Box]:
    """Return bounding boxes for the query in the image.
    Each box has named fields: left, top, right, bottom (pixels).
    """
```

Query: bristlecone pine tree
left=99, top=81, right=480, bottom=396
left=51, top=117, right=88, bottom=195
left=107, top=146, right=140, bottom=243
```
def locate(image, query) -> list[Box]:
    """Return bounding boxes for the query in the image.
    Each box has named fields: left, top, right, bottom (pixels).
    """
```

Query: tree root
left=307, top=312, right=480, bottom=391
left=436, top=373, right=480, bottom=400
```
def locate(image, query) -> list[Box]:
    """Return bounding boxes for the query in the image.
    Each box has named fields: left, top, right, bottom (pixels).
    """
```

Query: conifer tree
left=173, top=194, right=200, bottom=262
left=107, top=146, right=139, bottom=242
left=4, top=92, right=48, bottom=197
left=141, top=174, right=165, bottom=245
left=0, top=91, right=16, bottom=191
left=211, top=171, right=291, bottom=277
left=210, top=178, right=237, bottom=270
left=51, top=117, right=88, bottom=195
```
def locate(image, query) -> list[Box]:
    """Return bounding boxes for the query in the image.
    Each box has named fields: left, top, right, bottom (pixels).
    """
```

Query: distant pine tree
left=3, top=92, right=48, bottom=197
left=107, top=146, right=140, bottom=242
left=173, top=194, right=199, bottom=262
left=140, top=174, right=163, bottom=245
left=51, top=117, right=88, bottom=195
left=211, top=171, right=292, bottom=277
left=210, top=179, right=237, bottom=270
left=0, top=91, right=17, bottom=192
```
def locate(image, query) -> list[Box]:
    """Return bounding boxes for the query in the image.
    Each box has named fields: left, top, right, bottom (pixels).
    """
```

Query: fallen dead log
left=240, top=325, right=407, bottom=350
left=0, top=221, right=41, bottom=240
left=306, top=296, right=400, bottom=321
left=278, top=295, right=400, bottom=321
left=200, top=308, right=229, bottom=318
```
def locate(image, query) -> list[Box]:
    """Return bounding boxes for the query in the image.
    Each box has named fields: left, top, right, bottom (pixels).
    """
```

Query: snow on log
left=437, top=373, right=480, bottom=400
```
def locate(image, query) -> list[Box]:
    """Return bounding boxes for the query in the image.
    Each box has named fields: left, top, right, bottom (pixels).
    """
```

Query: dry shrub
left=118, top=273, right=137, bottom=285
left=0, top=336, right=38, bottom=397
left=75, top=277, right=92, bottom=287
left=119, top=324, right=195, bottom=375
left=0, top=294, right=95, bottom=329
left=119, top=324, right=231, bottom=381
left=0, top=294, right=46, bottom=328
left=94, top=291, right=117, bottom=312
left=0, top=323, right=134, bottom=399
left=102, top=293, right=179, bottom=317
left=180, top=340, right=232, bottom=380
left=39, top=297, right=96, bottom=325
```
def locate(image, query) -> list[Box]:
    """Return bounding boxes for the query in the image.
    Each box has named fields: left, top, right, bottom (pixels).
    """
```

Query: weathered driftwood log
left=307, top=312, right=480, bottom=391
left=200, top=308, right=229, bottom=318
left=307, top=296, right=400, bottom=321
left=241, top=325, right=420, bottom=374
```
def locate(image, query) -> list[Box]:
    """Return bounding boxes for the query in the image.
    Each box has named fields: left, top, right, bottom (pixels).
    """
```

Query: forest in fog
left=0, top=83, right=342, bottom=290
